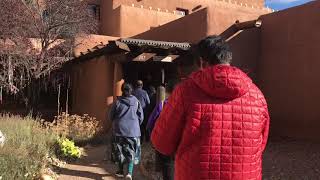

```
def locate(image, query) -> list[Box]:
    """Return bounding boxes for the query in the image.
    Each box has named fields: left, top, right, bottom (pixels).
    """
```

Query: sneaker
left=115, top=171, right=124, bottom=178
left=125, top=174, right=132, bottom=180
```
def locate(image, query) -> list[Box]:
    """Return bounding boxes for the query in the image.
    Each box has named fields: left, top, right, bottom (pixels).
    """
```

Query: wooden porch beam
left=132, top=53, right=156, bottom=62
left=152, top=55, right=180, bottom=62
left=109, top=41, right=131, bottom=52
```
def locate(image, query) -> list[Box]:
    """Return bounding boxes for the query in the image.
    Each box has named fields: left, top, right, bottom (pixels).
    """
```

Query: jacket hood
left=190, top=65, right=251, bottom=99
left=118, top=95, right=137, bottom=106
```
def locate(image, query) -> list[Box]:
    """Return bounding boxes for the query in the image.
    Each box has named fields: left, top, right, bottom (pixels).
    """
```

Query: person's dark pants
left=140, top=123, right=146, bottom=143
left=141, top=110, right=150, bottom=143
left=143, top=123, right=150, bottom=142
left=156, top=151, right=174, bottom=180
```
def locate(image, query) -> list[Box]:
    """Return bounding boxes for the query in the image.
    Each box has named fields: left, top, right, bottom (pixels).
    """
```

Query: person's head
left=136, top=80, right=143, bottom=88
left=196, top=35, right=232, bottom=68
left=121, top=83, right=133, bottom=97
left=148, top=86, right=156, bottom=96
left=165, top=79, right=179, bottom=96
left=177, top=49, right=199, bottom=79
left=146, top=74, right=152, bottom=81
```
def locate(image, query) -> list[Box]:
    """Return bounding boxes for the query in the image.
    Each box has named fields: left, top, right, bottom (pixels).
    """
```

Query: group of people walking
left=109, top=35, right=270, bottom=180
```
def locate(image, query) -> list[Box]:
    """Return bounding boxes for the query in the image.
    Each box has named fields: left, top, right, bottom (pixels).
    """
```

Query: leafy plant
left=56, top=137, right=81, bottom=160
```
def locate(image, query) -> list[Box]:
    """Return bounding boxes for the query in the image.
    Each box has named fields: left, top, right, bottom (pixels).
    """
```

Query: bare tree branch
left=0, top=0, right=98, bottom=94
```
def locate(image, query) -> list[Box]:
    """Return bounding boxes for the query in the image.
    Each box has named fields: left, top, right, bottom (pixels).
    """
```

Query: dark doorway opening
left=122, top=61, right=178, bottom=91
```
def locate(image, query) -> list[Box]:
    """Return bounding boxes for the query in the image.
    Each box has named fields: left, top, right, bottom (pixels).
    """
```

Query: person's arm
left=146, top=102, right=162, bottom=134
left=145, top=92, right=150, bottom=105
left=137, top=101, right=144, bottom=125
left=151, top=85, right=185, bottom=156
left=108, top=101, right=117, bottom=121
left=261, top=96, right=270, bottom=151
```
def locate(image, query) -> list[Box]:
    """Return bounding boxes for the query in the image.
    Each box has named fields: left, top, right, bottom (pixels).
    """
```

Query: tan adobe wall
left=134, top=0, right=268, bottom=42
left=111, top=0, right=265, bottom=11
left=256, top=1, right=320, bottom=140
left=119, top=5, right=183, bottom=37
left=101, top=4, right=182, bottom=37
left=100, top=0, right=270, bottom=37
left=133, top=8, right=209, bottom=43
left=71, top=56, right=115, bottom=130
left=228, top=28, right=261, bottom=81
left=206, top=0, right=270, bottom=35
left=100, top=3, right=122, bottom=37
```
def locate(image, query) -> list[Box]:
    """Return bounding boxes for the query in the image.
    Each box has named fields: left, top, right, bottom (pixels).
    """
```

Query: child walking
left=109, top=83, right=144, bottom=180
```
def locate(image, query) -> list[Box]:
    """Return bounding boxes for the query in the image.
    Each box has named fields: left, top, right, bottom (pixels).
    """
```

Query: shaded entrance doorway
left=123, top=61, right=178, bottom=91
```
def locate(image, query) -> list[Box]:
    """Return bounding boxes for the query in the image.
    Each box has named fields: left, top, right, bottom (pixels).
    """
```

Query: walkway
left=58, top=145, right=147, bottom=180
left=58, top=138, right=320, bottom=180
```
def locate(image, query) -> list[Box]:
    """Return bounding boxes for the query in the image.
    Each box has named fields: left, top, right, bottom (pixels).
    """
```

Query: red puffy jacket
left=151, top=65, right=269, bottom=180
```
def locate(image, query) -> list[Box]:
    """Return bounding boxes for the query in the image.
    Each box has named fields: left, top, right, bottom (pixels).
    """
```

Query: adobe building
left=68, top=0, right=270, bottom=130
left=68, top=0, right=320, bottom=140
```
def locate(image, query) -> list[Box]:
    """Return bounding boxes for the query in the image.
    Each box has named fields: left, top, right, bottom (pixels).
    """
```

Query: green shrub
left=56, top=137, right=81, bottom=160
left=0, top=115, right=56, bottom=180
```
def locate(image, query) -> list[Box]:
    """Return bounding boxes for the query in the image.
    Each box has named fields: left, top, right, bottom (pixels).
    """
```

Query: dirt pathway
left=58, top=145, right=147, bottom=180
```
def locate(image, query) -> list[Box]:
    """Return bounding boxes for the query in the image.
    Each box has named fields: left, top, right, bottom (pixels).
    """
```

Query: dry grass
left=0, top=114, right=56, bottom=180
left=46, top=113, right=102, bottom=145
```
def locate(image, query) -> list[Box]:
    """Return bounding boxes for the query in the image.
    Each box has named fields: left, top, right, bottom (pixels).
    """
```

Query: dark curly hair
left=197, top=35, right=232, bottom=65
left=121, top=83, right=133, bottom=97
left=166, top=79, right=179, bottom=93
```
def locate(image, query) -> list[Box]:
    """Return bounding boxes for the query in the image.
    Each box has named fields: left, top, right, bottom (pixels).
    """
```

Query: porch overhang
left=63, top=38, right=192, bottom=69
left=63, top=19, right=262, bottom=68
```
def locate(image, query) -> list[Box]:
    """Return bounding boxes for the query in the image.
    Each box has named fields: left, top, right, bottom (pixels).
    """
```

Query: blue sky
left=265, top=0, right=313, bottom=10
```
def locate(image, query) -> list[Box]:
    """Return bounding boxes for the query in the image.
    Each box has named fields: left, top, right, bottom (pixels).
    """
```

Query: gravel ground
left=143, top=138, right=320, bottom=180
left=263, top=137, right=320, bottom=180
left=140, top=143, right=162, bottom=180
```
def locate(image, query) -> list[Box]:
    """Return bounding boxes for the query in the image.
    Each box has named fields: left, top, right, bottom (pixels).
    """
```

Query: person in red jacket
left=151, top=35, right=270, bottom=180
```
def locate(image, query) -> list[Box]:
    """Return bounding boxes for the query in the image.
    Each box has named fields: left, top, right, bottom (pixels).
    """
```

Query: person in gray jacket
left=132, top=80, right=150, bottom=142
left=109, top=83, right=144, bottom=180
